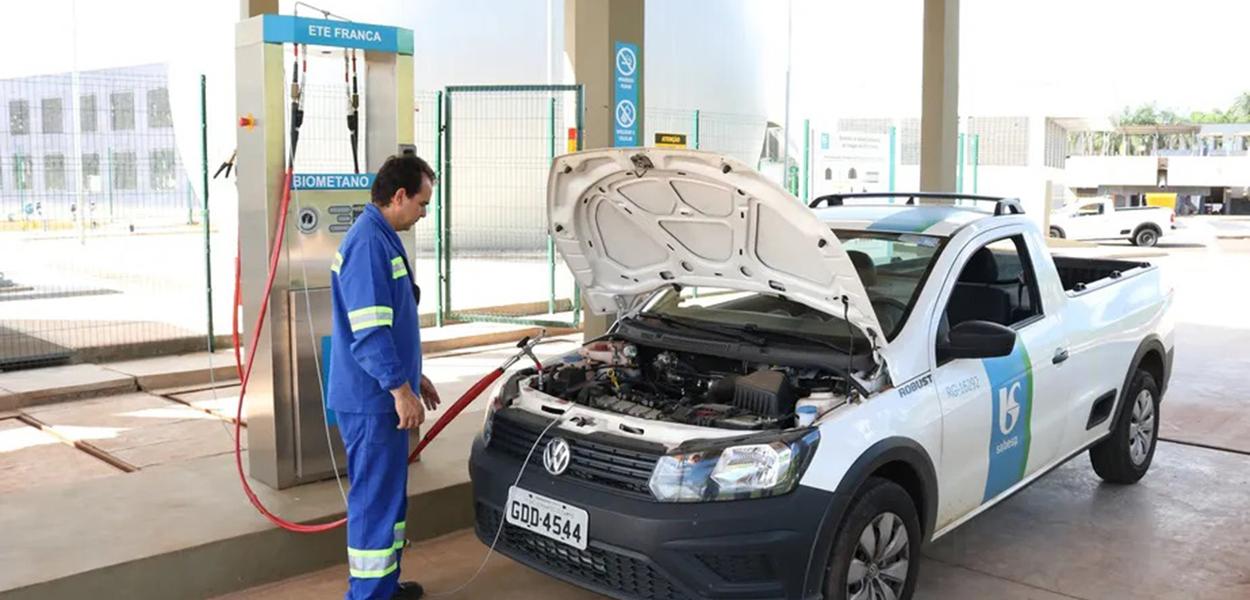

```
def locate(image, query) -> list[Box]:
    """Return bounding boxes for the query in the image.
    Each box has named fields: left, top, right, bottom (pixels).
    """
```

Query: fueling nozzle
left=501, top=329, right=548, bottom=372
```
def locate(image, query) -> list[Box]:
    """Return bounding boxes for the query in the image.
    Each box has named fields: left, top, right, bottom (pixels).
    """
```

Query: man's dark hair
left=371, top=154, right=436, bottom=207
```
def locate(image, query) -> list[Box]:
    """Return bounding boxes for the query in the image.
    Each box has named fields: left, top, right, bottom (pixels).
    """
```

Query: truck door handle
left=1053, top=348, right=1070, bottom=365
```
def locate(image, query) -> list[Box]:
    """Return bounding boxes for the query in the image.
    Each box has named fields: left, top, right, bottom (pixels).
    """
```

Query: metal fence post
left=547, top=96, right=556, bottom=315
left=693, top=109, right=701, bottom=149
left=200, top=74, right=214, bottom=350
left=972, top=134, right=980, bottom=193
left=440, top=89, right=453, bottom=326
left=888, top=125, right=897, bottom=194
left=956, top=132, right=965, bottom=194
left=802, top=118, right=810, bottom=202
left=573, top=85, right=584, bottom=326
left=434, top=90, right=444, bottom=327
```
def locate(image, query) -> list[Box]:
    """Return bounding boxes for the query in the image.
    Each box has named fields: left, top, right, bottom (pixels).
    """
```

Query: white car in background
left=1048, top=197, right=1175, bottom=246
left=470, top=149, right=1176, bottom=600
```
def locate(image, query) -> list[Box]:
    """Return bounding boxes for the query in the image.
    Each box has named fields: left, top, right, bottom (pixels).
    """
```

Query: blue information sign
left=292, top=173, right=376, bottom=190
left=613, top=41, right=639, bottom=147
left=262, top=15, right=413, bottom=55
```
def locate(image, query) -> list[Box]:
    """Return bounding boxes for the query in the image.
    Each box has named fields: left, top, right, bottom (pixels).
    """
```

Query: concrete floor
left=215, top=237, right=1250, bottom=599
left=216, top=440, right=1250, bottom=600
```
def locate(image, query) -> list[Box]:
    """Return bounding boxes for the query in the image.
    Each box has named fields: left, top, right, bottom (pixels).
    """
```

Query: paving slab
left=101, top=349, right=238, bottom=391
left=148, top=379, right=242, bottom=398
left=0, top=419, right=122, bottom=494
left=0, top=363, right=137, bottom=410
left=85, top=413, right=228, bottom=452
left=23, top=392, right=205, bottom=434
left=21, top=392, right=239, bottom=469
left=167, top=385, right=245, bottom=423
left=109, top=420, right=240, bottom=468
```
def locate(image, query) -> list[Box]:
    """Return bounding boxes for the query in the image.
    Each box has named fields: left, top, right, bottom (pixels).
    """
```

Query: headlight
left=648, top=429, right=820, bottom=502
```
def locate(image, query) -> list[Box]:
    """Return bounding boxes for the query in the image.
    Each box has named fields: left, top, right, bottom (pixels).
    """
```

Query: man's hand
left=391, top=383, right=425, bottom=430
left=418, top=375, right=441, bottom=411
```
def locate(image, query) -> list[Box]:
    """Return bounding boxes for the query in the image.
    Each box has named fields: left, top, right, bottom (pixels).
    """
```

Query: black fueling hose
left=346, top=49, right=361, bottom=174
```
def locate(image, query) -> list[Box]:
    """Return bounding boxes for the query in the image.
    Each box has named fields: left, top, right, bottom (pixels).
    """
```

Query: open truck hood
left=547, top=148, right=886, bottom=346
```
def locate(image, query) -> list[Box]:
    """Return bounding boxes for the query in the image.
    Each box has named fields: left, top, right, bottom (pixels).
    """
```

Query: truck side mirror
left=938, top=320, right=1017, bottom=361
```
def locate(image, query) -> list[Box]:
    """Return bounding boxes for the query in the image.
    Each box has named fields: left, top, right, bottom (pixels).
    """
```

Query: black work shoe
left=392, top=581, right=424, bottom=599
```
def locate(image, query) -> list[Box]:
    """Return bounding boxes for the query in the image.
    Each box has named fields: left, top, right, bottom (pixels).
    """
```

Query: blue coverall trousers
left=336, top=410, right=409, bottom=600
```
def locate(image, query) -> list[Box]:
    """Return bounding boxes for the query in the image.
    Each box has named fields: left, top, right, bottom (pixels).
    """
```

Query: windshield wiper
left=635, top=312, right=768, bottom=346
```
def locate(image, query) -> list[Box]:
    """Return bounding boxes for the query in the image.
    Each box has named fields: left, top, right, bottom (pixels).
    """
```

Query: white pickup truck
left=1048, top=197, right=1175, bottom=246
left=469, top=149, right=1176, bottom=600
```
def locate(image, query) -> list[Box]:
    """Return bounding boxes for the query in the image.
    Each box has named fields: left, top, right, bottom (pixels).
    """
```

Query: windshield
left=637, top=229, right=943, bottom=343
left=834, top=229, right=944, bottom=338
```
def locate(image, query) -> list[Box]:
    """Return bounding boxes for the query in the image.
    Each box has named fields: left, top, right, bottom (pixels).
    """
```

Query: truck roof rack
left=809, top=192, right=1025, bottom=216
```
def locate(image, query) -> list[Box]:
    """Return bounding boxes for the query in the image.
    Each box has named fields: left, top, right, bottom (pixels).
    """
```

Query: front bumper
left=469, top=434, right=838, bottom=600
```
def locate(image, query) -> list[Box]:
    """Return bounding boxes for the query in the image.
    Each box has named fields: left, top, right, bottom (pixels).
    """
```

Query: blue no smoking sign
left=613, top=41, right=639, bottom=147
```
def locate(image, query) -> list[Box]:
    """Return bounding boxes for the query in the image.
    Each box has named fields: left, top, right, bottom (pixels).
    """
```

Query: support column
left=240, top=0, right=277, bottom=18
left=565, top=0, right=644, bottom=338
left=919, top=0, right=959, bottom=192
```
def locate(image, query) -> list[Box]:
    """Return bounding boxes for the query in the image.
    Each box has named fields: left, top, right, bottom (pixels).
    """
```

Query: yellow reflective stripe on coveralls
left=348, top=306, right=394, bottom=332
left=331, top=252, right=344, bottom=274
left=393, top=520, right=406, bottom=550
left=391, top=256, right=408, bottom=279
left=346, top=547, right=399, bottom=579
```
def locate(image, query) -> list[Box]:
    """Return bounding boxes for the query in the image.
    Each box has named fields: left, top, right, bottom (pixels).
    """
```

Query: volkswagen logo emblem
left=543, top=438, right=571, bottom=476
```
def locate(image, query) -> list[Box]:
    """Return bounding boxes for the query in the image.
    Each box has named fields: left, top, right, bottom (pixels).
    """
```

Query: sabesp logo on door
left=995, top=381, right=1022, bottom=453
left=983, top=341, right=1033, bottom=501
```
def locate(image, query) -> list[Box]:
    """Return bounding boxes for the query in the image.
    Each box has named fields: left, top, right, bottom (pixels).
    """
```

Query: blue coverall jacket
left=327, top=202, right=422, bottom=413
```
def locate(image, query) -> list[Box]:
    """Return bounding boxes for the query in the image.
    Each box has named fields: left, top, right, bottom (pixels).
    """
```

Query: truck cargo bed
left=1053, top=255, right=1151, bottom=293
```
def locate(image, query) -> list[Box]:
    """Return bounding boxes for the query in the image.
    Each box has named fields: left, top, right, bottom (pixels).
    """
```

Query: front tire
left=824, top=478, right=921, bottom=600
left=1132, top=227, right=1159, bottom=247
left=1049, top=226, right=1065, bottom=239
left=1090, top=370, right=1160, bottom=484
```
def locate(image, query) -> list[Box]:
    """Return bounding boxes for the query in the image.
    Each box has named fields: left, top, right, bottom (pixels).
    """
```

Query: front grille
left=477, top=503, right=692, bottom=600
left=695, top=552, right=776, bottom=583
left=490, top=409, right=663, bottom=498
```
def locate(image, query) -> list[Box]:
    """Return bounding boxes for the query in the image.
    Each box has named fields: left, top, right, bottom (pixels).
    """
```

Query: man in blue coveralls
left=328, top=154, right=441, bottom=600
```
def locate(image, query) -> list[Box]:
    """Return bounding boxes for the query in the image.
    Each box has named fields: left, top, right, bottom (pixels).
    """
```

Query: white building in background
left=0, top=64, right=193, bottom=228
left=816, top=115, right=1071, bottom=218
left=1064, top=122, right=1250, bottom=214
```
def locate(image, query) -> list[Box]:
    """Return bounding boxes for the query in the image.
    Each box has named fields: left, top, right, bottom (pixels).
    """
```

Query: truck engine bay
left=532, top=339, right=850, bottom=431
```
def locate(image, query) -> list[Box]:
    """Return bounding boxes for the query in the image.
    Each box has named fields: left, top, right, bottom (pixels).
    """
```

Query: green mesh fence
left=644, top=107, right=766, bottom=166
left=693, top=109, right=768, bottom=167
left=644, top=107, right=697, bottom=147
left=441, top=85, right=582, bottom=328
left=412, top=90, right=441, bottom=324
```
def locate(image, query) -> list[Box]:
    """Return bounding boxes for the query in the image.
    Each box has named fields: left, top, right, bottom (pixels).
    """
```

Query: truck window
left=942, top=235, right=1042, bottom=331
left=1076, top=203, right=1104, bottom=216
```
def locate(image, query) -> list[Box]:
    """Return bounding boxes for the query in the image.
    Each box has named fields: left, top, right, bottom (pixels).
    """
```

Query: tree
left=1188, top=91, right=1250, bottom=124
left=1115, top=103, right=1184, bottom=126
left=1230, top=92, right=1250, bottom=121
